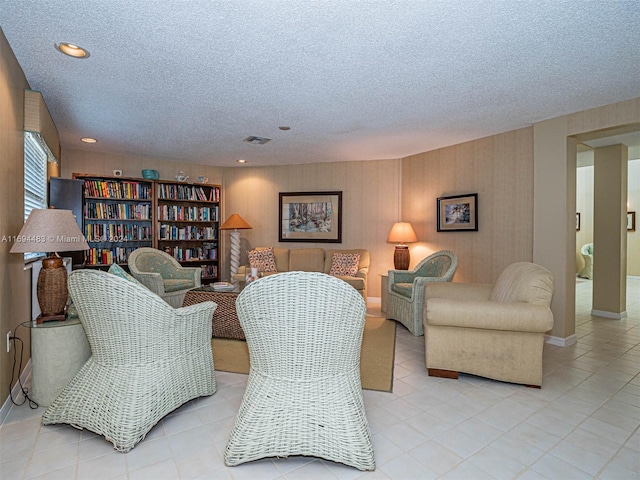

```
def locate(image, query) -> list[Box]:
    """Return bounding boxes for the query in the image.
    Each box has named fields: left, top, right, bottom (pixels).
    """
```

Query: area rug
left=211, top=316, right=396, bottom=392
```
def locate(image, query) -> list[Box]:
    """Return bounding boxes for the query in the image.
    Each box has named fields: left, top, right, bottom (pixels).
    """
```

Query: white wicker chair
left=386, top=250, right=458, bottom=336
left=579, top=243, right=593, bottom=279
left=224, top=271, right=375, bottom=471
left=42, top=269, right=217, bottom=452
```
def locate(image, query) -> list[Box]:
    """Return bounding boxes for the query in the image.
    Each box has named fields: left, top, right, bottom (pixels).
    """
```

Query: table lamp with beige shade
left=219, top=213, right=252, bottom=277
left=387, top=222, right=417, bottom=270
left=10, top=208, right=89, bottom=323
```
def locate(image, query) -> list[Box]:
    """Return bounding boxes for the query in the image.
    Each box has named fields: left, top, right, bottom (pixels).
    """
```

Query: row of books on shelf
left=158, top=205, right=219, bottom=222
left=157, top=183, right=219, bottom=202
left=201, top=264, right=218, bottom=279
left=164, top=245, right=217, bottom=262
left=85, top=223, right=152, bottom=242
left=85, top=202, right=151, bottom=221
left=84, top=179, right=152, bottom=200
left=85, top=247, right=138, bottom=266
left=158, top=225, right=217, bottom=241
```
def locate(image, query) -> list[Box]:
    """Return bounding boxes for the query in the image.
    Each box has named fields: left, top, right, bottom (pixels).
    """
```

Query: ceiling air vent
left=243, top=136, right=271, bottom=145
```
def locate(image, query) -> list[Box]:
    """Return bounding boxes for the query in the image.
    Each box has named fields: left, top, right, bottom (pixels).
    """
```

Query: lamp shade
left=386, top=222, right=417, bottom=244
left=220, top=214, right=252, bottom=230
left=10, top=209, right=88, bottom=322
left=10, top=209, right=89, bottom=253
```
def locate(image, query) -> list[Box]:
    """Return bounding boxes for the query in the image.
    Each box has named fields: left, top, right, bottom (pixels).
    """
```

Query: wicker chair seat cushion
left=391, top=282, right=413, bottom=298
left=136, top=253, right=194, bottom=280
left=164, top=278, right=196, bottom=292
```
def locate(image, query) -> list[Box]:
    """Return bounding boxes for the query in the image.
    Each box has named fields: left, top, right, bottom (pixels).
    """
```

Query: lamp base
left=393, top=245, right=410, bottom=270
left=229, top=230, right=241, bottom=277
left=35, top=313, right=67, bottom=325
left=36, top=254, right=69, bottom=321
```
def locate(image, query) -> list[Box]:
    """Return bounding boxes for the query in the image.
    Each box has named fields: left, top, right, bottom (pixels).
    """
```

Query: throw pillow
left=248, top=247, right=277, bottom=272
left=108, top=263, right=144, bottom=286
left=329, top=252, right=360, bottom=277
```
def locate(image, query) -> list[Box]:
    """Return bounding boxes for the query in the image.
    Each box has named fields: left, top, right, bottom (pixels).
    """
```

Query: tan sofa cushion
left=289, top=248, right=325, bottom=272
left=336, top=275, right=366, bottom=292
left=236, top=247, right=369, bottom=298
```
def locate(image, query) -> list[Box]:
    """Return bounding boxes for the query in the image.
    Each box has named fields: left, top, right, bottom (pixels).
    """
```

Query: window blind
left=23, top=131, right=49, bottom=259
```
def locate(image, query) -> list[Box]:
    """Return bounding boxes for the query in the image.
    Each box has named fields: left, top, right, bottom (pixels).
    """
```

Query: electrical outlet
left=6, top=331, right=11, bottom=353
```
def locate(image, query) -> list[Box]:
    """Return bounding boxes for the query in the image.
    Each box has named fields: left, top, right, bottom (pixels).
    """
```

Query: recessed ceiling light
left=55, top=42, right=90, bottom=59
left=81, top=137, right=97, bottom=144
left=237, top=159, right=247, bottom=164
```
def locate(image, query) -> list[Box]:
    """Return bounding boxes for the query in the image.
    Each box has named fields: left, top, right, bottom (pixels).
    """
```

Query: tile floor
left=1, top=277, right=639, bottom=479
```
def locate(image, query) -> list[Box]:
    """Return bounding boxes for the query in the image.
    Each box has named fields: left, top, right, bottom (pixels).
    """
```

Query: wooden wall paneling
left=222, top=160, right=401, bottom=295
left=403, top=127, right=534, bottom=285
left=1, top=30, right=34, bottom=404
left=567, top=98, right=640, bottom=137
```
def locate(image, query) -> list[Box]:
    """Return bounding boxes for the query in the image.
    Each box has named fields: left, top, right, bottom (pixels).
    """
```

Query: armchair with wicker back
left=386, top=250, right=458, bottom=336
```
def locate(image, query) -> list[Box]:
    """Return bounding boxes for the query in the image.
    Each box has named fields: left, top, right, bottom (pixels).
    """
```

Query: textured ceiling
left=1, top=0, right=639, bottom=167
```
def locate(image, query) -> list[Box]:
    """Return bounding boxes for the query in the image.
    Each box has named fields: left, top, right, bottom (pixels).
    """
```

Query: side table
left=22, top=319, right=91, bottom=406
left=380, top=273, right=388, bottom=314
left=183, top=283, right=246, bottom=340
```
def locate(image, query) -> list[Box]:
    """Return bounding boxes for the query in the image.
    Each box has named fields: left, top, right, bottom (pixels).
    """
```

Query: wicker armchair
left=128, top=247, right=201, bottom=307
left=579, top=243, right=593, bottom=279
left=224, top=272, right=375, bottom=471
left=42, top=269, right=217, bottom=452
left=386, top=250, right=458, bottom=336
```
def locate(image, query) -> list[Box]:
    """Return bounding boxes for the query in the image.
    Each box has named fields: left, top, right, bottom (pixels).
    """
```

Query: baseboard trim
left=545, top=334, right=577, bottom=347
left=591, top=309, right=627, bottom=319
left=0, top=359, right=32, bottom=426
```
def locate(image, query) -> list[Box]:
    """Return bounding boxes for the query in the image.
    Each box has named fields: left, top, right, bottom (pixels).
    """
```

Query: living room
left=1, top=2, right=640, bottom=478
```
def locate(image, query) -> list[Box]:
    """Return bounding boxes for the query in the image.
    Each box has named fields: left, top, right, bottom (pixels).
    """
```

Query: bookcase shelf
left=156, top=181, right=220, bottom=284
left=73, top=174, right=221, bottom=283
left=74, top=175, right=154, bottom=268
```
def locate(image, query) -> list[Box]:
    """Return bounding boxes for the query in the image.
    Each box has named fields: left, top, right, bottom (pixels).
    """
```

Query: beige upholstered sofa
left=423, top=262, right=555, bottom=387
left=234, top=247, right=369, bottom=298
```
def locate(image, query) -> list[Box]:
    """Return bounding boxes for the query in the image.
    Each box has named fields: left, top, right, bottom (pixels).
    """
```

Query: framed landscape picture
left=279, top=191, right=342, bottom=242
left=437, top=193, right=478, bottom=232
